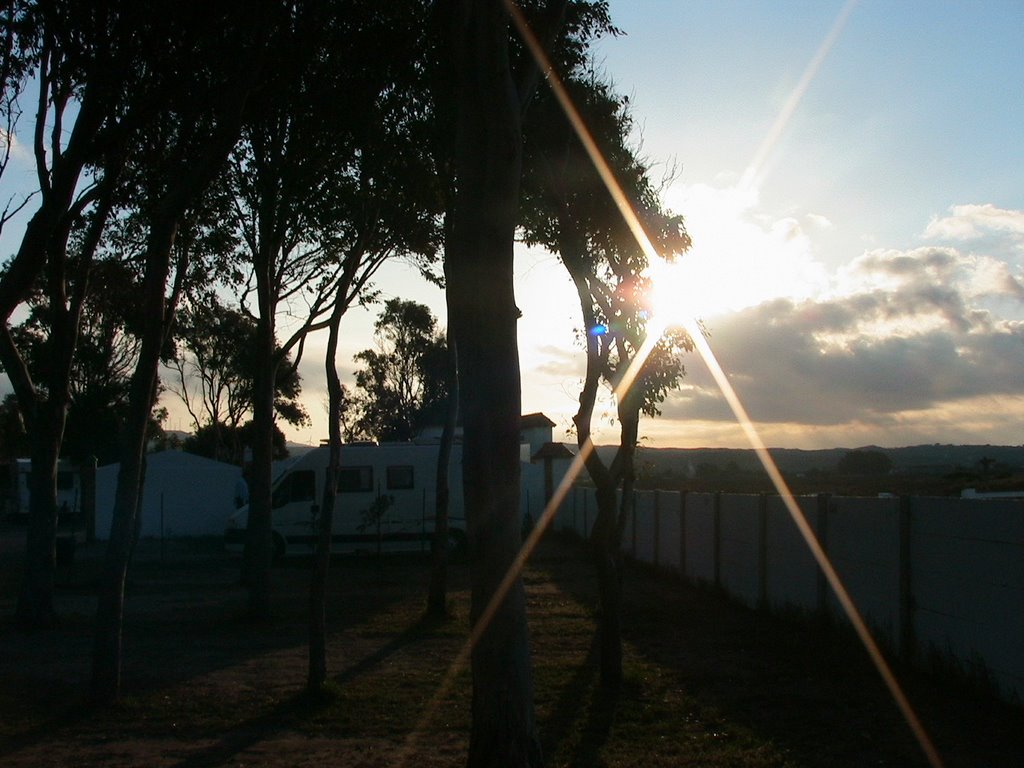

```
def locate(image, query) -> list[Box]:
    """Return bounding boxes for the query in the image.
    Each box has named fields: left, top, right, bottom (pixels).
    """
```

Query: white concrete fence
left=553, top=488, right=1024, bottom=705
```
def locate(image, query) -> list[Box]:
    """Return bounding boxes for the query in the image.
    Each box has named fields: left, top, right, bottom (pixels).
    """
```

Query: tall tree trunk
left=561, top=219, right=631, bottom=691
left=308, top=288, right=346, bottom=692
left=244, top=305, right=277, bottom=620
left=446, top=2, right=542, bottom=764
left=14, top=402, right=66, bottom=629
left=0, top=103, right=110, bottom=630
left=426, top=334, right=458, bottom=618
left=90, top=43, right=264, bottom=700
left=91, top=208, right=179, bottom=704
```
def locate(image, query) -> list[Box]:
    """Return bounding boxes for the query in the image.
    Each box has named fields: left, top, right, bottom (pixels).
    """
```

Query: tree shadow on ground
left=169, top=613, right=445, bottom=768
left=536, top=536, right=1024, bottom=768
left=540, top=634, right=627, bottom=767
left=0, top=545, right=443, bottom=761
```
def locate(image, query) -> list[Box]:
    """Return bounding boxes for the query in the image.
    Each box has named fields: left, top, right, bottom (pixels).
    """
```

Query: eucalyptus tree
left=521, top=66, right=691, bottom=689
left=305, top=5, right=444, bottom=689
left=434, top=1, right=637, bottom=762
left=170, top=299, right=308, bottom=465
left=90, top=1, right=284, bottom=705
left=0, top=0, right=169, bottom=628
left=229, top=0, right=442, bottom=621
left=349, top=298, right=447, bottom=442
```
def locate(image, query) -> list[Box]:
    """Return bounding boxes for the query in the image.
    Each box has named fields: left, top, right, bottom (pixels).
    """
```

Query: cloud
left=660, top=233, right=1024, bottom=432
left=923, top=204, right=1024, bottom=241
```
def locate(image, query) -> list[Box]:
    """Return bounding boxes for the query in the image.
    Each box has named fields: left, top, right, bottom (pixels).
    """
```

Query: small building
left=520, top=412, right=557, bottom=458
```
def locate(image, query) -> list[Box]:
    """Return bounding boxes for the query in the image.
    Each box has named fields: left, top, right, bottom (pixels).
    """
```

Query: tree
left=349, top=298, right=448, bottom=442
left=521, top=60, right=691, bottom=689
left=171, top=299, right=309, bottom=465
left=231, top=0, right=442, bottom=621
left=90, top=0, right=280, bottom=704
left=436, top=1, right=571, bottom=763
left=0, top=0, right=159, bottom=629
left=305, top=1, right=445, bottom=689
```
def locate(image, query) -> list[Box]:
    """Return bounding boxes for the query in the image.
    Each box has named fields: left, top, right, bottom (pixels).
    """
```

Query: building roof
left=520, top=412, right=556, bottom=429
left=531, top=442, right=575, bottom=463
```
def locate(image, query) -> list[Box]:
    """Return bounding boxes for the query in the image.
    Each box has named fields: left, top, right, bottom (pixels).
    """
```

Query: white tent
left=95, top=451, right=240, bottom=539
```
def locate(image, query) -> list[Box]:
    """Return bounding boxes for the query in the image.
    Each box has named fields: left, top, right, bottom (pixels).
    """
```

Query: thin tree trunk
left=308, top=287, right=346, bottom=692
left=244, top=313, right=277, bottom=620
left=426, top=334, right=458, bottom=618
left=91, top=208, right=179, bottom=704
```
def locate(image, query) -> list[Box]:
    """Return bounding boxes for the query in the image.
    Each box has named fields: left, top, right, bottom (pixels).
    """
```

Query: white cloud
left=923, top=203, right=1024, bottom=242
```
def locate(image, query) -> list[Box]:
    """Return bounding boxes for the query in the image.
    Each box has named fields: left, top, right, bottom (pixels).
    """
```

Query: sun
left=645, top=254, right=730, bottom=330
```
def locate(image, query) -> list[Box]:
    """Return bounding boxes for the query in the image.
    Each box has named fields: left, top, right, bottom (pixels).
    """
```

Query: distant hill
left=584, top=443, right=1024, bottom=496
left=620, top=443, right=1024, bottom=476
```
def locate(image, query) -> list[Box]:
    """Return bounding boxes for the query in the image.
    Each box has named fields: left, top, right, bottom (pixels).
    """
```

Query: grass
left=0, top=530, right=1021, bottom=766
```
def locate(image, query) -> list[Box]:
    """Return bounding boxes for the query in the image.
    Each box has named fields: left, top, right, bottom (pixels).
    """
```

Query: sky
left=509, top=0, right=1024, bottom=450
left=4, top=1, right=1024, bottom=451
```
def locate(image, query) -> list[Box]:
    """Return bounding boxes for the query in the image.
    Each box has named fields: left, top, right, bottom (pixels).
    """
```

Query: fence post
left=81, top=455, right=97, bottom=544
left=653, top=491, right=661, bottom=567
left=572, top=487, right=577, bottom=533
left=758, top=493, right=769, bottom=609
left=816, top=493, right=831, bottom=617
left=630, top=490, right=637, bottom=558
left=899, top=495, right=915, bottom=664
left=679, top=491, right=688, bottom=578
left=713, top=491, right=722, bottom=588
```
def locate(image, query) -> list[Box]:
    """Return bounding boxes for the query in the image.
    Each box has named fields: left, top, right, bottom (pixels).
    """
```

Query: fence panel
left=719, top=494, right=763, bottom=608
left=827, top=496, right=902, bottom=647
left=765, top=495, right=822, bottom=613
left=657, top=491, right=683, bottom=572
left=911, top=497, right=1024, bottom=701
left=633, top=491, right=657, bottom=564
left=684, top=493, right=717, bottom=584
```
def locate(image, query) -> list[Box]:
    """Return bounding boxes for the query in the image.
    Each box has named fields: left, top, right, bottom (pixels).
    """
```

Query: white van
left=10, top=458, right=82, bottom=520
left=225, top=441, right=472, bottom=558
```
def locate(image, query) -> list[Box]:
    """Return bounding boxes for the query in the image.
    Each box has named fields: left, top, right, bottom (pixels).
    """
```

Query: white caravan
left=225, top=442, right=465, bottom=558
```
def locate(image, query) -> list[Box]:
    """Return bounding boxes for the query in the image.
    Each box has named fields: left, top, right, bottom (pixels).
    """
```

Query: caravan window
left=338, top=466, right=373, bottom=493
left=386, top=465, right=414, bottom=490
left=272, top=469, right=316, bottom=508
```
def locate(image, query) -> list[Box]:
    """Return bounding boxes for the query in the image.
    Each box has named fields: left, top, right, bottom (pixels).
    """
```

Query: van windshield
left=271, top=469, right=316, bottom=508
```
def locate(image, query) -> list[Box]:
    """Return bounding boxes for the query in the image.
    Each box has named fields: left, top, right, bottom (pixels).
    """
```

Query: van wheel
left=272, top=533, right=286, bottom=562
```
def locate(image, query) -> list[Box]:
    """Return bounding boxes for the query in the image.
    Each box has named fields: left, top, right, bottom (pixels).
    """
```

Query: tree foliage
left=171, top=298, right=308, bottom=464
left=349, top=298, right=447, bottom=442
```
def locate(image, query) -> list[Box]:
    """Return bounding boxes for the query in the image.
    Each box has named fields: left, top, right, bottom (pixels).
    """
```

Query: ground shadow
left=538, top=536, right=1024, bottom=768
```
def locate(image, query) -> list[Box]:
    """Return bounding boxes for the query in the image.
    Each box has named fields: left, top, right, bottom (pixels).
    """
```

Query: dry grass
left=0, top=529, right=1021, bottom=767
